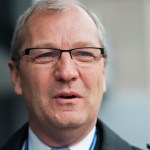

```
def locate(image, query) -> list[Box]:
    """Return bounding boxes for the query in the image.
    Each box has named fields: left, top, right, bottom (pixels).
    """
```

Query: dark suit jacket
left=0, top=119, right=142, bottom=150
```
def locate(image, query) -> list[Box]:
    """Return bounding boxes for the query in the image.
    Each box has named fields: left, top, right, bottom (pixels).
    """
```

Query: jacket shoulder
left=96, top=119, right=143, bottom=150
left=0, top=123, right=28, bottom=150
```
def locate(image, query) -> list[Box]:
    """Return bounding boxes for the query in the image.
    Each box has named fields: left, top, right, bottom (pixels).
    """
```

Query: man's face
left=10, top=5, right=106, bottom=132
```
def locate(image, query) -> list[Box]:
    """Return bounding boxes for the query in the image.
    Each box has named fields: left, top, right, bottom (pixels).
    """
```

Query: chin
left=49, top=112, right=88, bottom=129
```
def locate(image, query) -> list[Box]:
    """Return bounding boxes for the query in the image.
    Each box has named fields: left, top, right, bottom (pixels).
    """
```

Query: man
left=1, top=0, right=141, bottom=149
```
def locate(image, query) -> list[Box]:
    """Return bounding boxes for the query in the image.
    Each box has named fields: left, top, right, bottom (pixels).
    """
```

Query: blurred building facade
left=0, top=0, right=149, bottom=149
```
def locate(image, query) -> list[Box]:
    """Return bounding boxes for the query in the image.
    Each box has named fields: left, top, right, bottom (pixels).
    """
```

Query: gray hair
left=11, top=0, right=107, bottom=63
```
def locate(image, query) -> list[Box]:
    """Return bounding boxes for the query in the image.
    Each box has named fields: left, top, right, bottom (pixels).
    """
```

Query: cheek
left=20, top=65, right=53, bottom=102
left=79, top=67, right=104, bottom=121
left=20, top=66, right=55, bottom=120
left=94, top=63, right=105, bottom=93
left=27, top=65, right=53, bottom=84
left=81, top=65, right=105, bottom=106
left=83, top=66, right=104, bottom=92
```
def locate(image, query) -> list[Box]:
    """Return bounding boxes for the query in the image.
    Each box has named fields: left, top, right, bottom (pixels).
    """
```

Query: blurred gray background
left=0, top=0, right=149, bottom=149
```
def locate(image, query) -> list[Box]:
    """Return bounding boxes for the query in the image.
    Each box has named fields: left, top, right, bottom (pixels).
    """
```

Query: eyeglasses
left=12, top=47, right=105, bottom=66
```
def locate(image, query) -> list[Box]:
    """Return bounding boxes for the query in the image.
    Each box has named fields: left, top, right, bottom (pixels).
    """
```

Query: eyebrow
left=31, top=41, right=99, bottom=49
left=32, top=42, right=57, bottom=48
left=72, top=41, right=98, bottom=47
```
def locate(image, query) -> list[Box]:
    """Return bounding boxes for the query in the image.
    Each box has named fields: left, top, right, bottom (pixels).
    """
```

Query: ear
left=8, top=60, right=23, bottom=95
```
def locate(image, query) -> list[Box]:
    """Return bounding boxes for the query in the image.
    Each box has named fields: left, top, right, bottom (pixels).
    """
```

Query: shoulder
left=0, top=123, right=28, bottom=150
left=95, top=119, right=142, bottom=150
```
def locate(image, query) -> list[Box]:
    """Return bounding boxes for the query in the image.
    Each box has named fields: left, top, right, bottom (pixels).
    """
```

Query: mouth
left=59, top=95, right=77, bottom=99
left=53, top=92, right=81, bottom=101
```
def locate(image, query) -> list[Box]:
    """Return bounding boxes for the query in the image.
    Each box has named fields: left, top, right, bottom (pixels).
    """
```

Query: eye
left=73, top=50, right=95, bottom=58
left=78, top=51, right=94, bottom=57
left=35, top=52, right=56, bottom=59
left=40, top=52, right=52, bottom=57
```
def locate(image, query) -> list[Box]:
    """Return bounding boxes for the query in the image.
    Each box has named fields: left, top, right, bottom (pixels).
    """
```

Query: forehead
left=24, top=4, right=101, bottom=48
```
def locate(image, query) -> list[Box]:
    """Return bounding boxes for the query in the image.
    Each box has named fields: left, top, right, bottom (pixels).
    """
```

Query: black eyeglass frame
left=12, top=47, right=105, bottom=64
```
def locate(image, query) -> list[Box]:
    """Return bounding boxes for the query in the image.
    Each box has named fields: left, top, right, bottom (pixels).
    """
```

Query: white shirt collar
left=69, top=126, right=96, bottom=150
left=23, top=126, right=96, bottom=150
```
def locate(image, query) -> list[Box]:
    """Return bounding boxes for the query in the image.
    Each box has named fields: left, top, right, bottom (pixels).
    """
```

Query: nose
left=54, top=53, right=79, bottom=82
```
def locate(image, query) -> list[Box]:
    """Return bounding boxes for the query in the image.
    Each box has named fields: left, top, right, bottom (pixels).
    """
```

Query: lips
left=53, top=92, right=81, bottom=100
